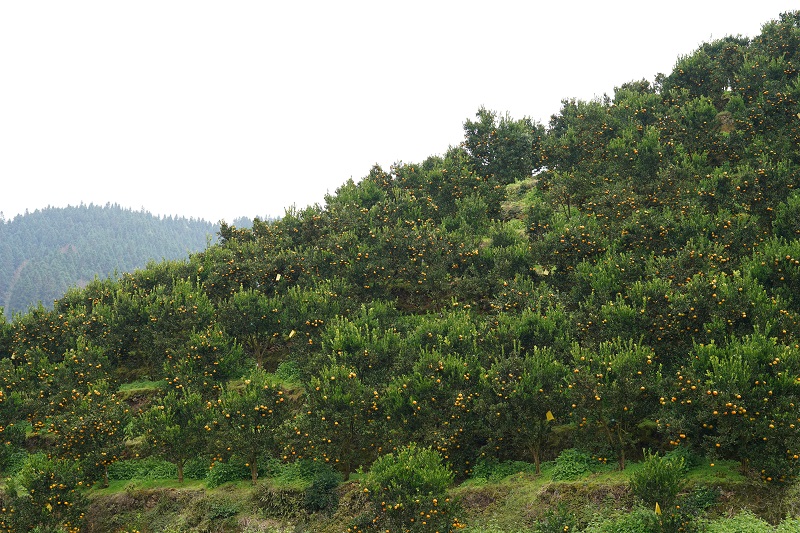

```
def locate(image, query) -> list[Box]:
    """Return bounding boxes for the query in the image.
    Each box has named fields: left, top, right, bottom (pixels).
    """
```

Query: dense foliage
left=0, top=204, right=220, bottom=316
left=2, top=12, right=800, bottom=531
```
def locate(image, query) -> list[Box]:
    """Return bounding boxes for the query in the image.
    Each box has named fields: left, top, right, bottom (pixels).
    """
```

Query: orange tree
left=139, top=277, right=217, bottom=380
left=215, top=288, right=284, bottom=370
left=567, top=338, right=662, bottom=470
left=302, top=363, right=378, bottom=480
left=8, top=304, right=82, bottom=366
left=382, top=349, right=484, bottom=478
left=745, top=236, right=800, bottom=313
left=131, top=387, right=209, bottom=483
left=482, top=346, right=568, bottom=474
left=164, top=324, right=244, bottom=399
left=664, top=333, right=800, bottom=483
left=0, top=359, right=25, bottom=473
left=26, top=337, right=111, bottom=436
left=212, top=367, right=293, bottom=484
left=360, top=443, right=460, bottom=533
left=316, top=311, right=402, bottom=386
left=0, top=453, right=87, bottom=533
left=45, top=380, right=129, bottom=487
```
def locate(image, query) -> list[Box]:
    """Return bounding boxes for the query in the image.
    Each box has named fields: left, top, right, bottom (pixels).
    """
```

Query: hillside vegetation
left=0, top=204, right=220, bottom=317
left=1, top=11, right=800, bottom=533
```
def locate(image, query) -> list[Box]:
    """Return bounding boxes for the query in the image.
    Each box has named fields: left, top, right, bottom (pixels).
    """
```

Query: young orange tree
left=213, top=367, right=293, bottom=483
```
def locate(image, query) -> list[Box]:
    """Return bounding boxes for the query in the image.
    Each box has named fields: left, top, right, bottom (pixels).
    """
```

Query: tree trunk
left=531, top=445, right=542, bottom=475
left=178, top=460, right=184, bottom=483
left=343, top=459, right=351, bottom=481
left=251, top=459, right=259, bottom=484
left=103, top=464, right=109, bottom=488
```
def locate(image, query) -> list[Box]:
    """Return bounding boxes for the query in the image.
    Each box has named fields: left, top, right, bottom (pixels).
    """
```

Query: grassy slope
left=84, top=460, right=800, bottom=532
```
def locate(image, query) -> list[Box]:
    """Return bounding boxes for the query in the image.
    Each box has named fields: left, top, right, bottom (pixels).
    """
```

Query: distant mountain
left=0, top=204, right=219, bottom=317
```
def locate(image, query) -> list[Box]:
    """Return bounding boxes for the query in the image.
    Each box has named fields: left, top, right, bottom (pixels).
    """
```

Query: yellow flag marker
left=276, top=273, right=282, bottom=281
left=288, top=329, right=296, bottom=339
left=655, top=502, right=662, bottom=515
left=546, top=410, right=555, bottom=422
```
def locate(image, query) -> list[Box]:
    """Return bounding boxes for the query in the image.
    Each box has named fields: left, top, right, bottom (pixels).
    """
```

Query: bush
left=535, top=504, right=578, bottom=533
left=471, top=458, right=539, bottom=482
left=629, top=450, right=687, bottom=510
left=777, top=518, right=800, bottom=533
left=363, top=443, right=461, bottom=532
left=304, top=466, right=343, bottom=514
left=664, top=445, right=703, bottom=468
left=551, top=448, right=598, bottom=481
left=207, top=498, right=240, bottom=519
left=108, top=457, right=178, bottom=480
left=582, top=507, right=661, bottom=533
left=0, top=447, right=27, bottom=478
left=255, top=482, right=306, bottom=520
left=206, top=457, right=251, bottom=488
left=0, top=423, right=27, bottom=475
left=679, top=485, right=720, bottom=518
left=704, top=511, right=773, bottom=533
left=184, top=456, right=210, bottom=480
left=274, top=360, right=302, bottom=385
left=264, top=457, right=331, bottom=487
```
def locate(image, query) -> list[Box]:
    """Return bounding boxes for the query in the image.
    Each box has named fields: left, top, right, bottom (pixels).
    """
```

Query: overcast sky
left=1, top=2, right=797, bottom=224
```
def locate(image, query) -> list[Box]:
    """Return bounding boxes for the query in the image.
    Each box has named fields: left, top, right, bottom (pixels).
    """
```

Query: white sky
left=1, top=2, right=796, bottom=224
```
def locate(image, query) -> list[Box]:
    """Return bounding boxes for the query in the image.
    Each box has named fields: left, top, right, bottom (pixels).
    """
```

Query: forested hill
left=0, top=204, right=219, bottom=317
left=1, top=12, right=800, bottom=533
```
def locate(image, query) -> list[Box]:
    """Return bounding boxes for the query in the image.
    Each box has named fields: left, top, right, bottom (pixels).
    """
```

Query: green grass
left=117, top=379, right=164, bottom=392
left=116, top=379, right=165, bottom=403
left=78, top=455, right=799, bottom=533
left=453, top=456, right=797, bottom=532
left=89, top=478, right=206, bottom=496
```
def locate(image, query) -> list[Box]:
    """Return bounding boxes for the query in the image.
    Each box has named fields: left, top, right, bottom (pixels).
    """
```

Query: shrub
left=679, top=485, right=720, bottom=518
left=304, top=466, right=343, bottom=514
left=108, top=457, right=179, bottom=480
left=776, top=518, right=800, bottom=533
left=704, top=511, right=773, bottom=533
left=535, top=504, right=578, bottom=533
left=207, top=498, right=240, bottom=519
left=629, top=450, right=687, bottom=510
left=264, top=457, right=331, bottom=487
left=274, top=360, right=302, bottom=385
left=255, top=482, right=306, bottom=520
left=582, top=507, right=661, bottom=533
left=664, top=444, right=703, bottom=468
left=0, top=447, right=27, bottom=477
left=471, top=458, right=539, bottom=482
left=363, top=443, right=460, bottom=532
left=551, top=448, right=596, bottom=481
left=0, top=423, right=27, bottom=475
left=183, top=456, right=210, bottom=480
left=206, top=457, right=251, bottom=488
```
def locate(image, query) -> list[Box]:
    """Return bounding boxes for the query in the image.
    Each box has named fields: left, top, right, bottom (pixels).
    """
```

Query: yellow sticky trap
left=46, top=503, right=52, bottom=511
left=276, top=273, right=282, bottom=281
left=655, top=502, right=662, bottom=515
left=546, top=410, right=555, bottom=422
left=288, top=330, right=296, bottom=339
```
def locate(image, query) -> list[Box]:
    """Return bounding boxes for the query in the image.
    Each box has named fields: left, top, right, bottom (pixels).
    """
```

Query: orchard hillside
left=1, top=11, right=800, bottom=533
